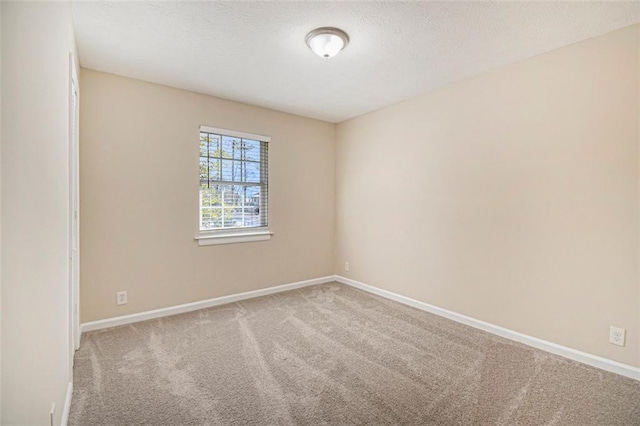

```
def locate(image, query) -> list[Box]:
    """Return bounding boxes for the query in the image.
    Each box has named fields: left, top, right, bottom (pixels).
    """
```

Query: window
left=196, top=126, right=271, bottom=246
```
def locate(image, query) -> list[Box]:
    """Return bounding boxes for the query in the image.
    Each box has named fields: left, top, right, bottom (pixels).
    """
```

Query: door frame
left=69, top=52, right=81, bottom=358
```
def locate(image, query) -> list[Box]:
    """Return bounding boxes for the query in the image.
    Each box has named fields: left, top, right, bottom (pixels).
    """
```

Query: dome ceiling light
left=305, top=27, right=349, bottom=59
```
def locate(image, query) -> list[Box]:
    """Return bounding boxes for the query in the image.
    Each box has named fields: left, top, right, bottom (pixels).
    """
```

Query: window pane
left=221, top=136, right=240, bottom=159
left=208, top=159, right=220, bottom=182
left=200, top=187, right=221, bottom=206
left=240, top=207, right=261, bottom=227
left=199, top=133, right=208, bottom=157
left=222, top=187, right=239, bottom=206
left=200, top=188, right=222, bottom=230
left=222, top=208, right=236, bottom=227
left=221, top=159, right=234, bottom=181
left=208, top=134, right=221, bottom=157
left=243, top=139, right=260, bottom=161
left=199, top=129, right=267, bottom=232
left=199, top=159, right=208, bottom=186
left=245, top=186, right=260, bottom=205
left=231, top=139, right=258, bottom=160
left=243, top=162, right=260, bottom=183
left=219, top=160, right=260, bottom=183
left=199, top=184, right=262, bottom=230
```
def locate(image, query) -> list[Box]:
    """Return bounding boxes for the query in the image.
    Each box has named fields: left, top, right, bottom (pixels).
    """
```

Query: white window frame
left=195, top=126, right=272, bottom=246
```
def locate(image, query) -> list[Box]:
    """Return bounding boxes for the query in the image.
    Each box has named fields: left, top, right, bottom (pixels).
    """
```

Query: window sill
left=195, top=229, right=273, bottom=246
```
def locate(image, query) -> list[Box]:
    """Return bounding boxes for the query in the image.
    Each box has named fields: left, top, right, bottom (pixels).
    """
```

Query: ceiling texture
left=73, top=1, right=640, bottom=123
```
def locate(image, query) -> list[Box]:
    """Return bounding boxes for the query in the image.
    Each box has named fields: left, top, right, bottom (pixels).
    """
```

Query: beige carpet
left=69, top=282, right=640, bottom=425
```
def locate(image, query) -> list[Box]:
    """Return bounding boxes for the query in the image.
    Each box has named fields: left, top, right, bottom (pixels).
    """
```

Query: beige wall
left=80, top=70, right=335, bottom=322
left=81, top=24, right=638, bottom=369
left=336, top=25, right=640, bottom=367
left=1, top=1, right=77, bottom=424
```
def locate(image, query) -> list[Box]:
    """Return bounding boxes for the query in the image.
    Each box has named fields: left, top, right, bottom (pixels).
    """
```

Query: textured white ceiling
left=72, top=1, right=640, bottom=123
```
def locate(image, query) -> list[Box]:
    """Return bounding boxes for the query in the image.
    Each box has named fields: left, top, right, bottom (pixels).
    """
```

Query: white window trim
left=195, top=228, right=273, bottom=246
left=199, top=126, right=271, bottom=143
left=197, top=125, right=272, bottom=246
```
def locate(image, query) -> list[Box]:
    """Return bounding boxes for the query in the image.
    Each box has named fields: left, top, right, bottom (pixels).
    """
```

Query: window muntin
left=199, top=128, right=268, bottom=232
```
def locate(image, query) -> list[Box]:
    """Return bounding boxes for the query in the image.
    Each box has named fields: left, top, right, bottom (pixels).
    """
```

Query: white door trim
left=68, top=53, right=80, bottom=358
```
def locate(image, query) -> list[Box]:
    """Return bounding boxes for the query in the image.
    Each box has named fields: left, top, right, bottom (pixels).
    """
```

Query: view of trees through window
left=199, top=130, right=267, bottom=231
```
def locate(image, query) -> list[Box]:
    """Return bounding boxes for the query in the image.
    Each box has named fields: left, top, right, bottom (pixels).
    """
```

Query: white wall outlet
left=117, top=291, right=128, bottom=305
left=50, top=402, right=56, bottom=426
left=609, top=326, right=625, bottom=346
left=344, top=261, right=350, bottom=272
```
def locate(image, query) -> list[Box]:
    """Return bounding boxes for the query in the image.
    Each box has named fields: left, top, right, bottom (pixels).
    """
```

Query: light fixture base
left=305, top=27, right=349, bottom=59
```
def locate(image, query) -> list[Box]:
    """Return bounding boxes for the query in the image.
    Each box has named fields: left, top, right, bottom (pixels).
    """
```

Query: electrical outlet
left=609, top=326, right=625, bottom=347
left=344, top=261, right=350, bottom=272
left=50, top=403, right=56, bottom=426
left=117, top=291, right=127, bottom=305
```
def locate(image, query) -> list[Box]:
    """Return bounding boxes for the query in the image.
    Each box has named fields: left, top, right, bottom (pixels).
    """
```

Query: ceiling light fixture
left=305, top=27, right=349, bottom=59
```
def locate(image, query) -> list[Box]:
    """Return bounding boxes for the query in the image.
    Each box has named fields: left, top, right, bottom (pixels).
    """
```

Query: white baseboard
left=80, top=274, right=639, bottom=381
left=61, top=381, right=73, bottom=426
left=81, top=275, right=335, bottom=333
left=336, top=275, right=640, bottom=381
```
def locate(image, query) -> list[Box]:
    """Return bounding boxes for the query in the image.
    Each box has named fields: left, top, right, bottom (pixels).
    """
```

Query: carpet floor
left=69, top=282, right=640, bottom=425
